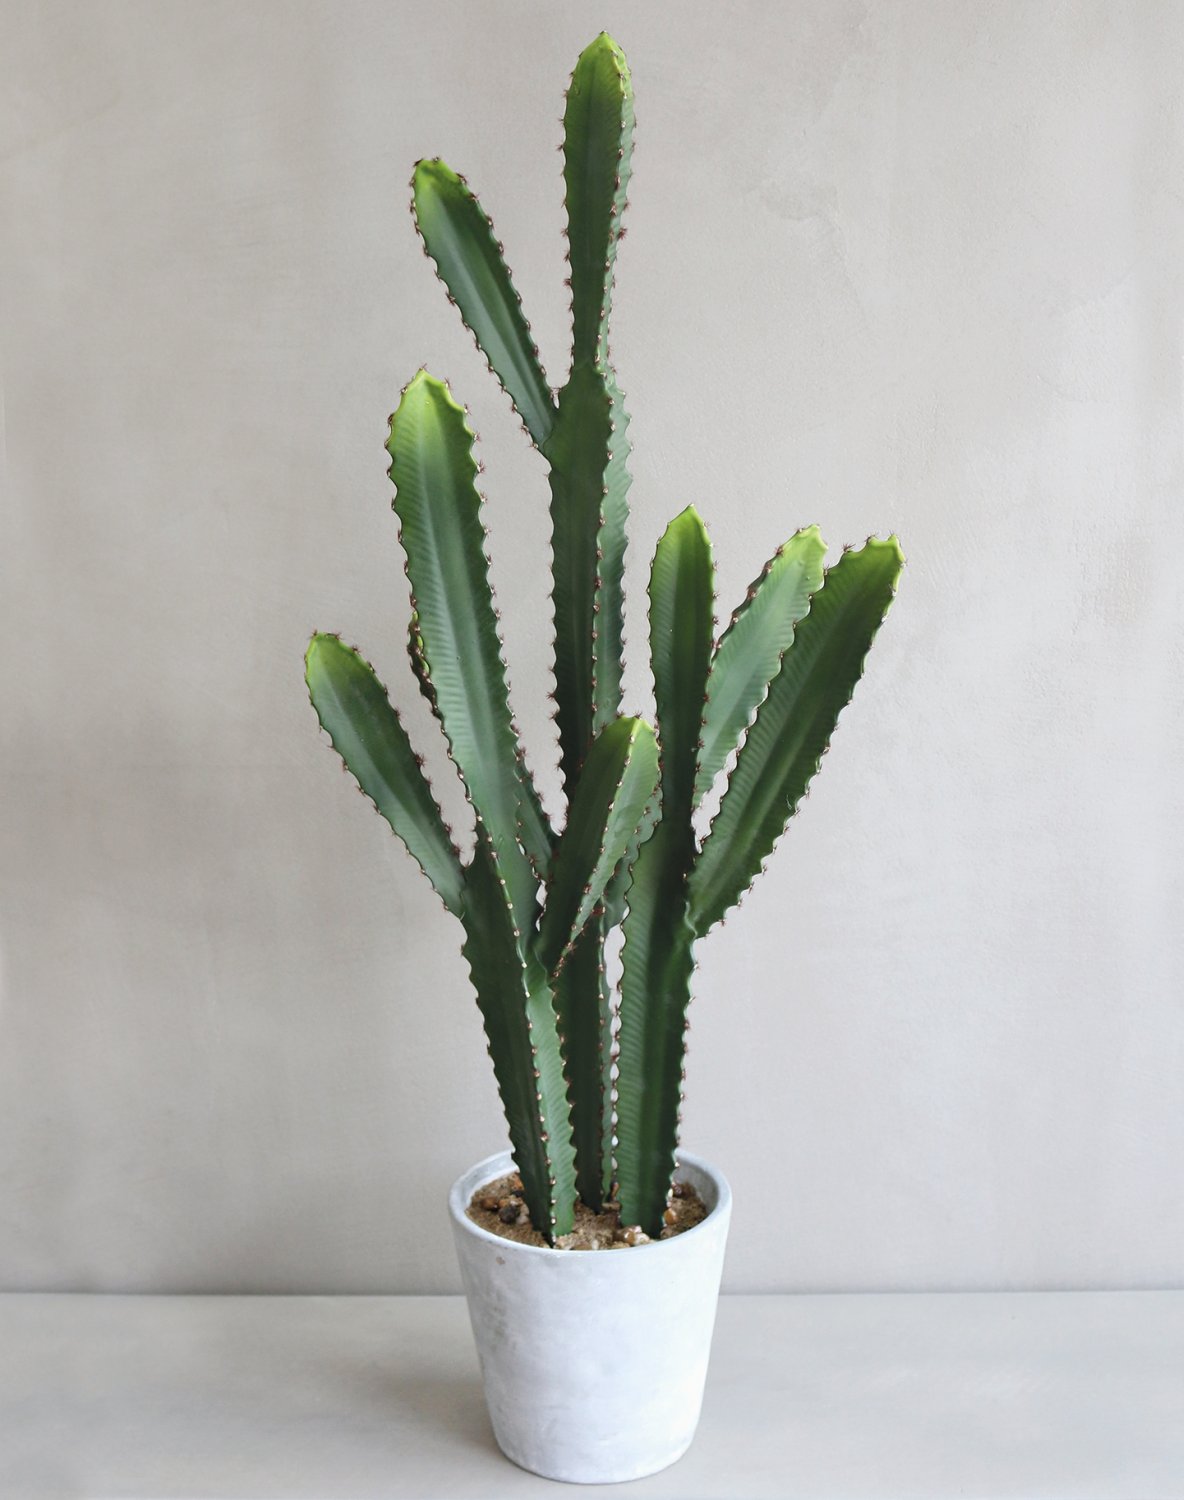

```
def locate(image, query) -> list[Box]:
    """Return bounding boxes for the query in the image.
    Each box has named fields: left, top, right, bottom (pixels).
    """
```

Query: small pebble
left=470, top=1173, right=703, bottom=1251
left=508, top=1173, right=523, bottom=1192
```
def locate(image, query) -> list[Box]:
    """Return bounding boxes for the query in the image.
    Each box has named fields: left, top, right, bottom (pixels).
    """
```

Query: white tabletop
left=2, top=1291, right=1181, bottom=1498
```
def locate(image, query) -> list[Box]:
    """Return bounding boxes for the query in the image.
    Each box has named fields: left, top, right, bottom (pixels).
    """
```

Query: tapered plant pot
left=448, top=1149, right=731, bottom=1485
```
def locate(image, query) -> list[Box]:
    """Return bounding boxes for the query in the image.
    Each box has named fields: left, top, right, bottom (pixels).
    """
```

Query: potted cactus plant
left=304, top=32, right=902, bottom=1486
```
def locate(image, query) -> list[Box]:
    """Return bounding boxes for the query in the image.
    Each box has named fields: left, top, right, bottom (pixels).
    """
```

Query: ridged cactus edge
left=304, top=33, right=904, bottom=1243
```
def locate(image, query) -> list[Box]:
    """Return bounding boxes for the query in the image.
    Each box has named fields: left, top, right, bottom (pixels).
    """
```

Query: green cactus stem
left=386, top=371, right=551, bottom=907
left=535, top=716, right=659, bottom=978
left=551, top=924, right=611, bottom=1210
left=305, top=633, right=465, bottom=917
left=411, top=159, right=556, bottom=448
left=694, top=527, right=827, bottom=806
left=544, top=366, right=620, bottom=795
left=563, top=33, right=635, bottom=370
left=461, top=825, right=577, bottom=1239
left=305, top=33, right=904, bottom=1246
left=538, top=713, right=657, bottom=1208
left=409, top=40, right=638, bottom=1219
left=616, top=509, right=715, bottom=1232
left=549, top=33, right=635, bottom=788
left=690, top=537, right=904, bottom=936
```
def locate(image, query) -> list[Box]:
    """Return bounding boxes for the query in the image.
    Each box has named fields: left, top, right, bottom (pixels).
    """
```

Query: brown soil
left=467, top=1172, right=708, bottom=1250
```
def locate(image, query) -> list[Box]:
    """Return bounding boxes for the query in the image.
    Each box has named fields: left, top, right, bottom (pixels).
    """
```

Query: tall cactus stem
left=308, top=35, right=902, bottom=1245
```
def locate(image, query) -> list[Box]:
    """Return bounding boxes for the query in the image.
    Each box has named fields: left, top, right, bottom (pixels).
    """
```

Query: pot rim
left=448, top=1147, right=731, bottom=1259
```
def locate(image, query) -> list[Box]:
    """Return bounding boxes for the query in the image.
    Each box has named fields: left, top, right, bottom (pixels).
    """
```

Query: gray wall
left=1, top=0, right=1180, bottom=1294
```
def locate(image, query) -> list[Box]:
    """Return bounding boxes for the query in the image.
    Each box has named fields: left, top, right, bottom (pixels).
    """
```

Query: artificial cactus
left=305, top=33, right=904, bottom=1243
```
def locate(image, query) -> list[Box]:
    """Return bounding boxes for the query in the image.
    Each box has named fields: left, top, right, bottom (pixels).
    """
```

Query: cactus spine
left=305, top=34, right=904, bottom=1242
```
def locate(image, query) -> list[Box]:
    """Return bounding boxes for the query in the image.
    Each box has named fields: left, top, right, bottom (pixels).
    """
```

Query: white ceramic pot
left=448, top=1149, right=731, bottom=1485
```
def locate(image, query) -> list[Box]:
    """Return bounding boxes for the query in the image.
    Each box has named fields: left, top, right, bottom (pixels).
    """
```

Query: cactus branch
left=689, top=538, right=905, bottom=935
left=535, top=715, right=659, bottom=977
left=461, top=824, right=577, bottom=1240
left=387, top=371, right=551, bottom=923
left=695, top=526, right=827, bottom=806
left=615, top=821, right=697, bottom=1234
left=551, top=924, right=611, bottom=1210
left=594, top=371, right=631, bottom=735
left=601, top=792, right=660, bottom=930
left=543, top=365, right=617, bottom=799
left=563, top=33, right=634, bottom=368
left=616, top=508, right=715, bottom=1233
left=305, top=633, right=465, bottom=916
left=411, top=159, right=556, bottom=447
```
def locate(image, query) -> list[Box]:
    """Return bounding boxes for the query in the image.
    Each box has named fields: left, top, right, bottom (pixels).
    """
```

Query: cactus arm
left=535, top=715, right=659, bottom=977
left=543, top=365, right=617, bottom=798
left=646, top=507, right=716, bottom=816
left=689, top=537, right=905, bottom=936
left=387, top=371, right=549, bottom=924
left=570, top=779, right=659, bottom=1209
left=563, top=33, right=634, bottom=369
left=542, top=33, right=634, bottom=800
left=616, top=508, right=715, bottom=1233
left=534, top=715, right=656, bottom=1210
left=304, top=633, right=465, bottom=917
left=411, top=603, right=552, bottom=876
left=551, top=741, right=659, bottom=1211
left=615, top=823, right=698, bottom=1235
left=694, top=526, right=827, bottom=806
left=594, top=372, right=630, bottom=735
left=411, top=159, right=556, bottom=448
left=461, top=825, right=577, bottom=1241
left=601, top=793, right=659, bottom=930
left=551, top=925, right=611, bottom=1210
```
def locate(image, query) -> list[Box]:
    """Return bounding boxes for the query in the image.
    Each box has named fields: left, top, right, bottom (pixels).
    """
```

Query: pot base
left=500, top=1431, right=696, bottom=1487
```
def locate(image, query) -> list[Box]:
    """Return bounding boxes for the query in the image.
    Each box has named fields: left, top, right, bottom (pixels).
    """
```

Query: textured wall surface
left=1, top=0, right=1180, bottom=1294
